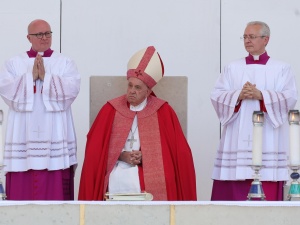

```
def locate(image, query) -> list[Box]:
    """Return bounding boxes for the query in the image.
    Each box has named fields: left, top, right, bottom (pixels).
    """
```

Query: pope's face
left=126, top=77, right=151, bottom=106
left=27, top=20, right=52, bottom=52
left=243, top=24, right=269, bottom=55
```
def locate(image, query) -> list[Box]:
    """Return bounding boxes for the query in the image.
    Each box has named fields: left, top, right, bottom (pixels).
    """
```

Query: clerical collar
left=130, top=98, right=147, bottom=112
left=27, top=48, right=53, bottom=58
left=245, top=52, right=270, bottom=65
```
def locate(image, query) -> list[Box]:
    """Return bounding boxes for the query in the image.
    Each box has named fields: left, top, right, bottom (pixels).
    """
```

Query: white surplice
left=0, top=52, right=80, bottom=172
left=108, top=98, right=147, bottom=194
left=211, top=58, right=298, bottom=181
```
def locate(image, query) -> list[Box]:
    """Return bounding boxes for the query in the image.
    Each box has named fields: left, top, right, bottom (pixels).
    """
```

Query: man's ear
left=27, top=35, right=32, bottom=43
left=264, top=36, right=270, bottom=47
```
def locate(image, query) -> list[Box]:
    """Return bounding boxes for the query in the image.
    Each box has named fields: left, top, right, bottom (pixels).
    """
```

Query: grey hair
left=247, top=21, right=270, bottom=37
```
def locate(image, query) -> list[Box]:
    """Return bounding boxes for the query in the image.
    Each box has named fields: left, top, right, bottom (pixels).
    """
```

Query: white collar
left=252, top=51, right=265, bottom=61
left=130, top=98, right=147, bottom=112
left=252, top=55, right=259, bottom=60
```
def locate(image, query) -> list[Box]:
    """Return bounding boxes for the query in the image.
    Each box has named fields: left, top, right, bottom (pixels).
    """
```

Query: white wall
left=1, top=0, right=300, bottom=201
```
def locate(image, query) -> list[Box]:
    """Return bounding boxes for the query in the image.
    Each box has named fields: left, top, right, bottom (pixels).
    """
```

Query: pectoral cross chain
left=127, top=125, right=138, bottom=149
left=127, top=135, right=137, bottom=149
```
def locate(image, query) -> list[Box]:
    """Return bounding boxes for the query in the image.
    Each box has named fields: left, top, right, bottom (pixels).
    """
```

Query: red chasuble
left=78, top=95, right=197, bottom=200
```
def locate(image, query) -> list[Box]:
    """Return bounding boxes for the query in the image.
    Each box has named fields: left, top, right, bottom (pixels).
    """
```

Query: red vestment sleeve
left=234, top=100, right=242, bottom=112
left=78, top=103, right=116, bottom=200
left=259, top=100, right=267, bottom=112
left=234, top=100, right=267, bottom=113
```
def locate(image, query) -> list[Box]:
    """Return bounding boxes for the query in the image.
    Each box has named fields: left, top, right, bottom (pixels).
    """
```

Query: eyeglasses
left=29, top=31, right=52, bottom=39
left=240, top=35, right=265, bottom=40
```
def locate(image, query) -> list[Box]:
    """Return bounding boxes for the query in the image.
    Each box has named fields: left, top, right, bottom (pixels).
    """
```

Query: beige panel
left=90, top=76, right=187, bottom=136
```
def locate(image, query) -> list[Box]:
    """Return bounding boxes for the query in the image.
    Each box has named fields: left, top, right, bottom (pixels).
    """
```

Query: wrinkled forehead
left=128, top=77, right=147, bottom=88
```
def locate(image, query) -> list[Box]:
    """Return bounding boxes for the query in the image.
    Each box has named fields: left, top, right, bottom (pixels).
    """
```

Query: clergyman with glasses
left=210, top=21, right=297, bottom=200
left=0, top=19, right=81, bottom=200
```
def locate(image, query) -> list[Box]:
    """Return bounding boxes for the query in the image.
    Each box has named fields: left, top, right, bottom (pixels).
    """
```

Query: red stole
left=104, top=95, right=168, bottom=200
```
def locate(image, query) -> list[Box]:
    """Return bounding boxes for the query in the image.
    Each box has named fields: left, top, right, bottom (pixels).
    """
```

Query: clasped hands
left=238, top=81, right=263, bottom=101
left=33, top=54, right=45, bottom=81
left=119, top=150, right=142, bottom=166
